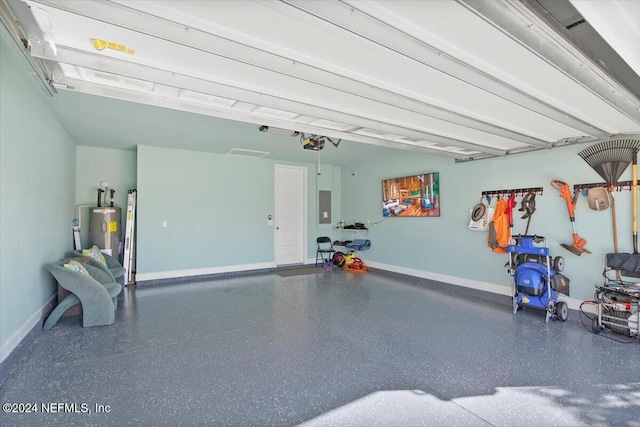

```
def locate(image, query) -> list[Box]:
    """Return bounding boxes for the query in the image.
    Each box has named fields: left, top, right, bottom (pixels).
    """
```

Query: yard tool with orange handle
left=550, top=180, right=591, bottom=255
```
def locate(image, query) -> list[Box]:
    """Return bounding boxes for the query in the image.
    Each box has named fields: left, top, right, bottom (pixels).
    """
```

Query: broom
left=633, top=149, right=638, bottom=254
left=578, top=136, right=640, bottom=255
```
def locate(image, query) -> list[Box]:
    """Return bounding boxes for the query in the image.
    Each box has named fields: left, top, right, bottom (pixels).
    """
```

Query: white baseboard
left=0, top=293, right=56, bottom=364
left=135, top=261, right=277, bottom=282
left=367, top=261, right=589, bottom=312
left=367, top=261, right=512, bottom=296
left=137, top=260, right=592, bottom=312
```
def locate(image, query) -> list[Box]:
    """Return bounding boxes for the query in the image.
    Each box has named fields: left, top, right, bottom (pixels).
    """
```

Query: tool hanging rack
left=481, top=187, right=544, bottom=198
left=574, top=180, right=639, bottom=192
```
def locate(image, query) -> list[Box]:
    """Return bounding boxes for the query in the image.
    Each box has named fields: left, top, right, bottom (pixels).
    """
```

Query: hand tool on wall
left=551, top=180, right=591, bottom=255
left=519, top=191, right=536, bottom=234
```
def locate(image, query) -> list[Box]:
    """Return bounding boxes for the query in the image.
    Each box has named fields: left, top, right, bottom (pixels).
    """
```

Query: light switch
left=323, top=211, right=328, bottom=218
left=162, top=221, right=168, bottom=228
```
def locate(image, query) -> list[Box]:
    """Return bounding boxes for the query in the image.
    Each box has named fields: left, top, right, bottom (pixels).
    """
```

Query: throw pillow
left=63, top=259, right=90, bottom=276
left=82, top=245, right=107, bottom=266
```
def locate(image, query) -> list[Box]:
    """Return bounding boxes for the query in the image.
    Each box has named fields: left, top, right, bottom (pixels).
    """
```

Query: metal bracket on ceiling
left=51, top=72, right=68, bottom=89
left=0, top=6, right=56, bottom=96
left=552, top=135, right=600, bottom=147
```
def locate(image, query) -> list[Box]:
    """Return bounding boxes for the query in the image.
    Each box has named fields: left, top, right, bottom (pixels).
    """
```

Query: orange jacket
left=488, top=199, right=510, bottom=253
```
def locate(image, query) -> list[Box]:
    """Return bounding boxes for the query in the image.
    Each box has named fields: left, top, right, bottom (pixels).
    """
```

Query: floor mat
left=272, top=267, right=327, bottom=277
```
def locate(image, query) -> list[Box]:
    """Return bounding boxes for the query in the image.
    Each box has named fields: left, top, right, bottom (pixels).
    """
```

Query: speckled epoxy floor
left=1, top=270, right=638, bottom=426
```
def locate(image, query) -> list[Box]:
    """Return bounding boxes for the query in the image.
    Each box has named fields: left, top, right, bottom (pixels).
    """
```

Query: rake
left=578, top=136, right=640, bottom=254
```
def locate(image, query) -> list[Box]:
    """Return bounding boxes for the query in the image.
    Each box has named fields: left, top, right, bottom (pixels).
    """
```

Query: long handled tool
left=519, top=191, right=536, bottom=234
left=610, top=189, right=619, bottom=253
left=578, top=137, right=640, bottom=253
left=633, top=149, right=638, bottom=254
left=551, top=180, right=591, bottom=255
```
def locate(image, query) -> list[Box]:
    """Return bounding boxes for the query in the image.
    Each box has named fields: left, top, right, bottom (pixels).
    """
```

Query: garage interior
left=1, top=1, right=639, bottom=425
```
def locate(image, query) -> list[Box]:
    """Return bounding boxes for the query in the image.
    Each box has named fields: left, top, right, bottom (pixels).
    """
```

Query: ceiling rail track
left=286, top=0, right=608, bottom=138
left=27, top=0, right=541, bottom=155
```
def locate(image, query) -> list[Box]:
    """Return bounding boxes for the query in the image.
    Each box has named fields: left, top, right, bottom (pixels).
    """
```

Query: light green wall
left=137, top=146, right=341, bottom=275
left=315, top=164, right=342, bottom=233
left=0, top=34, right=76, bottom=345
left=75, top=146, right=137, bottom=249
left=341, top=145, right=637, bottom=301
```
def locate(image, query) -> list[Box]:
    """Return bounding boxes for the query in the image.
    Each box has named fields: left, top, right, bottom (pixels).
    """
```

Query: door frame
left=274, top=164, right=307, bottom=266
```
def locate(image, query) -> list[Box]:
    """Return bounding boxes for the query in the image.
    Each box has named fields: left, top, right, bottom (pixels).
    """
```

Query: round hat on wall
left=471, top=202, right=486, bottom=221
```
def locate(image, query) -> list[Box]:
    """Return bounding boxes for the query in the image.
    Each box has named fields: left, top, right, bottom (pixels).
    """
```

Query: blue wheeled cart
left=508, top=235, right=571, bottom=323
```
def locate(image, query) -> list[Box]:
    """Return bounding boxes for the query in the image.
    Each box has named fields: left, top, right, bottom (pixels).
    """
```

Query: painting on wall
left=382, top=172, right=440, bottom=217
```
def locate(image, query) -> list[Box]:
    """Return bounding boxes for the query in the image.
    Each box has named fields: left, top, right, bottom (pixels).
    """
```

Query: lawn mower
left=508, top=235, right=570, bottom=322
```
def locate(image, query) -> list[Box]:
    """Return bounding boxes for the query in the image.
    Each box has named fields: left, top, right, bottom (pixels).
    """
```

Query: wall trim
left=135, top=262, right=277, bottom=282
left=0, top=293, right=56, bottom=365
left=367, top=261, right=512, bottom=296
left=367, top=261, right=592, bottom=312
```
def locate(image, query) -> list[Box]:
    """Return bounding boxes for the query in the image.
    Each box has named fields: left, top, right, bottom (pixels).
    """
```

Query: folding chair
left=315, top=237, right=336, bottom=266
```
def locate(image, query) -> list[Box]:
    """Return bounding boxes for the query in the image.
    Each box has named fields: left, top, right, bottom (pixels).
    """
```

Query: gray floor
left=1, top=269, right=639, bottom=426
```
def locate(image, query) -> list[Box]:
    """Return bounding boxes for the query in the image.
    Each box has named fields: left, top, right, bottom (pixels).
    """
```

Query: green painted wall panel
left=137, top=146, right=340, bottom=274
left=341, top=145, right=637, bottom=301
left=0, top=34, right=76, bottom=345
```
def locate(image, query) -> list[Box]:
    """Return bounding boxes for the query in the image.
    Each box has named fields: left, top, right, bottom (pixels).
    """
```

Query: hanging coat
left=488, top=198, right=509, bottom=253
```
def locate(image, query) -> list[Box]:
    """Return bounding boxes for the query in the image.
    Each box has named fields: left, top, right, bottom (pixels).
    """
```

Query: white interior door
left=274, top=165, right=306, bottom=265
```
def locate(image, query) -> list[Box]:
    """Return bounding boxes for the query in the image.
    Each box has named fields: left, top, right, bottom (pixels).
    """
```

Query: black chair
left=315, top=237, right=336, bottom=266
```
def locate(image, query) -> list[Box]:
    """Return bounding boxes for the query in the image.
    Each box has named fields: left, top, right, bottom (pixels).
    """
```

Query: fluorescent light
left=226, top=148, right=269, bottom=158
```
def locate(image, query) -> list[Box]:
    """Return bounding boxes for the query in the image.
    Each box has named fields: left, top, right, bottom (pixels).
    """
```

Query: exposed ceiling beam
left=12, top=0, right=638, bottom=162
left=53, top=77, right=474, bottom=160
left=569, top=0, right=640, bottom=79
left=282, top=0, right=607, bottom=138
left=25, top=0, right=541, bottom=152
left=31, top=42, right=508, bottom=157
left=458, top=0, right=640, bottom=123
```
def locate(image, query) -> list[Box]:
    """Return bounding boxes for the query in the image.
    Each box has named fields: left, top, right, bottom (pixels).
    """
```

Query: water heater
left=89, top=207, right=122, bottom=259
